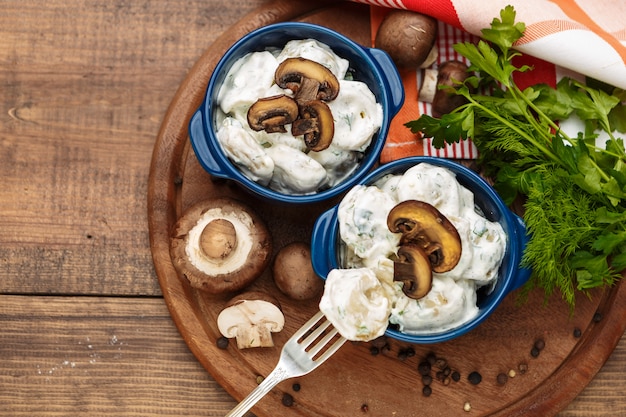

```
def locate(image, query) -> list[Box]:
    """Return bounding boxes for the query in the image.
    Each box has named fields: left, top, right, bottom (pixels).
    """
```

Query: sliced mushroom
left=217, top=291, right=285, bottom=349
left=274, top=57, right=340, bottom=104
left=291, top=100, right=334, bottom=151
left=247, top=94, right=299, bottom=133
left=387, top=200, right=462, bottom=273
left=394, top=244, right=433, bottom=299
left=169, top=198, right=272, bottom=294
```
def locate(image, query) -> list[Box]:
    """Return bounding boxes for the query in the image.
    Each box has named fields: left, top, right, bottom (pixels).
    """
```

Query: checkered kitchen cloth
left=360, top=0, right=626, bottom=161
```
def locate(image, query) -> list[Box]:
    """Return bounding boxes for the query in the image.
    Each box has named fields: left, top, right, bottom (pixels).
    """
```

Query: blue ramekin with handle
left=189, top=22, right=404, bottom=205
left=311, top=157, right=532, bottom=344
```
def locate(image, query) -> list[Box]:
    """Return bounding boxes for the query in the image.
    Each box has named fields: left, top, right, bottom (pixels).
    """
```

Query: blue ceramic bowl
left=189, top=22, right=404, bottom=204
left=311, top=157, right=532, bottom=344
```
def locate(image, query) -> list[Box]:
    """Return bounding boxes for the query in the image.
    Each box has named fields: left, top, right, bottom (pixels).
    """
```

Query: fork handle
left=225, top=366, right=289, bottom=417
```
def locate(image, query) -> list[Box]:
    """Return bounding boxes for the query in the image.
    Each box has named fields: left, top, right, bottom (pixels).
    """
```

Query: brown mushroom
left=291, top=100, right=334, bottom=151
left=247, top=94, right=299, bottom=133
left=217, top=291, right=285, bottom=349
left=432, top=60, right=471, bottom=118
left=274, top=57, right=340, bottom=104
left=394, top=244, right=433, bottom=299
left=387, top=200, right=462, bottom=273
left=374, top=10, right=438, bottom=69
left=272, top=242, right=323, bottom=301
left=169, top=198, right=272, bottom=294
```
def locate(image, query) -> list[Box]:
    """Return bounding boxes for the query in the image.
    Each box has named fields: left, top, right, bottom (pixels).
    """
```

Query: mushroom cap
left=291, top=100, right=335, bottom=152
left=272, top=241, right=323, bottom=300
left=169, top=198, right=272, bottom=294
left=374, top=10, right=438, bottom=69
left=387, top=200, right=462, bottom=273
left=274, top=57, right=340, bottom=102
left=247, top=94, right=299, bottom=133
left=432, top=60, right=470, bottom=118
left=394, top=244, right=433, bottom=299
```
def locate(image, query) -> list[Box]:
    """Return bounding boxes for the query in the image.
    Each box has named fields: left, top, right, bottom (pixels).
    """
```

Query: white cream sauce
left=319, top=163, right=507, bottom=340
left=215, top=39, right=383, bottom=195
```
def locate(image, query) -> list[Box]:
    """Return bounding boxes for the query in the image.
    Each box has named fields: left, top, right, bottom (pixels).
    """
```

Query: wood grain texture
left=0, top=295, right=238, bottom=416
left=0, top=0, right=625, bottom=415
left=0, top=0, right=269, bottom=296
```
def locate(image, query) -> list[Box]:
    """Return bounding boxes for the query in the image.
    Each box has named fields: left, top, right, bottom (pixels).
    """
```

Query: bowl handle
left=310, top=207, right=338, bottom=280
left=509, top=213, right=532, bottom=291
left=189, top=109, right=227, bottom=177
left=367, top=48, right=405, bottom=116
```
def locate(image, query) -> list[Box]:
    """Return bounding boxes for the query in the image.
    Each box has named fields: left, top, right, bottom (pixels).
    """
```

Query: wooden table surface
left=1, top=0, right=624, bottom=416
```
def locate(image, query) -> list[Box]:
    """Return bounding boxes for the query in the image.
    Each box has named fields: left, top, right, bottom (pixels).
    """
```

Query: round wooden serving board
left=147, top=1, right=626, bottom=416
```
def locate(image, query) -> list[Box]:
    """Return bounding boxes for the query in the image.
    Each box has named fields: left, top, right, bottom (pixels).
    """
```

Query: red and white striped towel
left=364, top=1, right=626, bottom=162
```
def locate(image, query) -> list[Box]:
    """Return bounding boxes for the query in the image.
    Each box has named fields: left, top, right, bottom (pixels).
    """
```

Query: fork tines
left=296, top=311, right=346, bottom=362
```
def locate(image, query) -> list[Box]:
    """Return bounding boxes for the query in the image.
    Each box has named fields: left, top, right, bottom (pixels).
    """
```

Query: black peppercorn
left=573, top=327, right=582, bottom=338
left=530, top=346, right=540, bottom=358
left=468, top=371, right=482, bottom=385
left=497, top=373, right=508, bottom=386
left=397, top=347, right=415, bottom=361
left=292, top=383, right=301, bottom=392
left=451, top=371, right=461, bottom=382
left=418, top=361, right=431, bottom=376
left=216, top=336, right=229, bottom=350
left=282, top=393, right=294, bottom=407
left=422, top=374, right=433, bottom=386
left=422, top=385, right=432, bottom=397
left=370, top=337, right=388, bottom=349
left=534, top=339, right=545, bottom=351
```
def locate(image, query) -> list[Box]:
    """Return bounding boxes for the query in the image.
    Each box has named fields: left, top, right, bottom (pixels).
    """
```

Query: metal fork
left=225, top=310, right=347, bottom=417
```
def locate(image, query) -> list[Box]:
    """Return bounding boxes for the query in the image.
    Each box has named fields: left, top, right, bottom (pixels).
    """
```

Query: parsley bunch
left=406, top=6, right=626, bottom=308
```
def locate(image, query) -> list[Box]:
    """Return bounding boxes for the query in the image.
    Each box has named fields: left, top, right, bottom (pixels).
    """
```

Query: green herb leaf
left=405, top=6, right=626, bottom=309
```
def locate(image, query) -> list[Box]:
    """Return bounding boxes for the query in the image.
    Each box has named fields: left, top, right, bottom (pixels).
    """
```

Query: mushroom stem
left=235, top=322, right=275, bottom=349
left=394, top=244, right=433, bottom=299
left=294, top=77, right=321, bottom=104
left=199, top=218, right=237, bottom=260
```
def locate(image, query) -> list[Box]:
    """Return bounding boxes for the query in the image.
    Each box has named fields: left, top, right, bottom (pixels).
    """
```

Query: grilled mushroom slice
left=274, top=57, right=340, bottom=104
left=394, top=244, right=433, bottom=299
left=291, top=100, right=334, bottom=151
left=387, top=200, right=462, bottom=273
left=247, top=94, right=299, bottom=133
